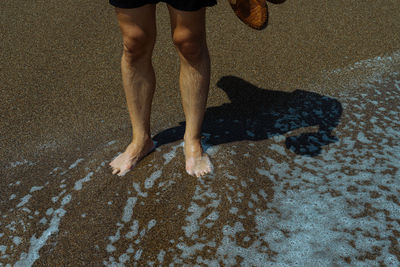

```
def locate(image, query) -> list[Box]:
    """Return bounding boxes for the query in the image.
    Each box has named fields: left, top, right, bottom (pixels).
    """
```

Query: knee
left=172, top=29, right=206, bottom=62
left=122, top=30, right=155, bottom=63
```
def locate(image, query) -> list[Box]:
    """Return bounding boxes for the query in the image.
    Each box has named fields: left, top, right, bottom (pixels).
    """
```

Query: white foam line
left=57, top=158, right=84, bottom=176
left=106, top=140, right=117, bottom=146
left=115, top=244, right=135, bottom=265
left=395, top=80, right=400, bottom=91
left=126, top=220, right=139, bottom=239
left=74, top=172, right=94, bottom=191
left=51, top=190, right=66, bottom=203
left=68, top=158, right=84, bottom=169
left=182, top=202, right=205, bottom=238
left=13, top=159, right=106, bottom=266
left=122, top=197, right=138, bottom=223
left=29, top=186, right=44, bottom=193
left=133, top=249, right=142, bottom=261
left=205, top=145, right=219, bottom=157
left=133, top=182, right=148, bottom=197
left=144, top=170, right=162, bottom=189
left=331, top=51, right=400, bottom=75
left=322, top=50, right=400, bottom=90
left=15, top=185, right=47, bottom=211
left=49, top=167, right=62, bottom=175
left=16, top=195, right=32, bottom=208
left=0, top=245, right=7, bottom=255
left=147, top=219, right=156, bottom=230
left=106, top=196, right=140, bottom=260
left=157, top=250, right=166, bottom=263
left=8, top=160, right=35, bottom=168
left=13, top=236, right=22, bottom=246
left=163, top=142, right=183, bottom=165
left=95, top=161, right=107, bottom=172
left=15, top=194, right=72, bottom=267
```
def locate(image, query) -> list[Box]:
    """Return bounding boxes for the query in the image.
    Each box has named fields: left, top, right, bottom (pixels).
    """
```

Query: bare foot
left=110, top=138, right=155, bottom=176
left=184, top=139, right=213, bottom=177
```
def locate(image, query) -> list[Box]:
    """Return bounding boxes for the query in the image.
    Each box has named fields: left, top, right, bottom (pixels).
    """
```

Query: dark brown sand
left=1, top=0, right=399, bottom=265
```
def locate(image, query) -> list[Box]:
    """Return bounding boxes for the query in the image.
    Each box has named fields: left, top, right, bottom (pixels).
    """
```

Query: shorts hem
left=165, top=1, right=217, bottom=11
left=109, top=0, right=159, bottom=9
left=109, top=0, right=217, bottom=11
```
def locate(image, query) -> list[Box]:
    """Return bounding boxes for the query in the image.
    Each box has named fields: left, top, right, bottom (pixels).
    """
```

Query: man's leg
left=110, top=5, right=157, bottom=176
left=167, top=6, right=213, bottom=177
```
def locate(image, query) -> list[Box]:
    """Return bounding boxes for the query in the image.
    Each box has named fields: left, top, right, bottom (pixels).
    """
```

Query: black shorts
left=109, top=0, right=217, bottom=11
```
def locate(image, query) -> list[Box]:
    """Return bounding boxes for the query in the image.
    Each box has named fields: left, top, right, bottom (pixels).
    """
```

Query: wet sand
left=1, top=0, right=400, bottom=265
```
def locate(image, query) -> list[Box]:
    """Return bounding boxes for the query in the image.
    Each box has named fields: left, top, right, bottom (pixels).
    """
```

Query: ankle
left=132, top=134, right=152, bottom=145
left=184, top=134, right=201, bottom=144
left=184, top=138, right=203, bottom=155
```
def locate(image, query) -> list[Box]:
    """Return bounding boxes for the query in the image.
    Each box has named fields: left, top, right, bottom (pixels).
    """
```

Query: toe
left=118, top=168, right=129, bottom=177
left=112, top=168, right=119, bottom=175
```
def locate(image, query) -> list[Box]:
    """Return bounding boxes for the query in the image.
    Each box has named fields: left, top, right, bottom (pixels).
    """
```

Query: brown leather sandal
left=228, top=0, right=268, bottom=30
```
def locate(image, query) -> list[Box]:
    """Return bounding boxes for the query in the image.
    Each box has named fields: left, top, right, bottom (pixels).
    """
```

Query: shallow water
left=1, top=52, right=399, bottom=266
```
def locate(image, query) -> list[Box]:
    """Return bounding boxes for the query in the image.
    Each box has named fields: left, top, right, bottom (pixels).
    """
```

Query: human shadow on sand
left=153, top=76, right=342, bottom=157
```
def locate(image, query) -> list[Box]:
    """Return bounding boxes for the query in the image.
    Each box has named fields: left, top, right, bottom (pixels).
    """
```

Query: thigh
left=114, top=4, right=157, bottom=49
